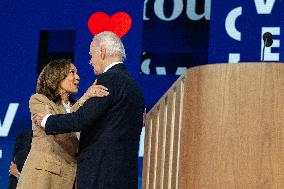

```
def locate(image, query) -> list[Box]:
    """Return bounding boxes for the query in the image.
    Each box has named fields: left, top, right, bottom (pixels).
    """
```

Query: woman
left=16, top=59, right=108, bottom=189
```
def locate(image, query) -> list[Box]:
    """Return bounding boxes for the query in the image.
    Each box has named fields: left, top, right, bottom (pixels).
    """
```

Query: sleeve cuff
left=41, top=114, right=52, bottom=128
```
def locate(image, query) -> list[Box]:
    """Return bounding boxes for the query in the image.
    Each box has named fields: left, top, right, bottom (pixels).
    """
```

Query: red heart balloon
left=87, top=12, right=132, bottom=38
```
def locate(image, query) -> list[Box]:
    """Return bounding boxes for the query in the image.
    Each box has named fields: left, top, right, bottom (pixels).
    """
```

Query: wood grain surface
left=143, top=63, right=284, bottom=189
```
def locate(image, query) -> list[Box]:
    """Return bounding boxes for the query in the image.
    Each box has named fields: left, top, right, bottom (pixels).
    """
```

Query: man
left=8, top=129, right=32, bottom=189
left=34, top=31, right=145, bottom=189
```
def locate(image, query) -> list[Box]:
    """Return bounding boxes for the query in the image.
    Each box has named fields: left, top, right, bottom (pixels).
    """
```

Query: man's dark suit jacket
left=45, top=64, right=145, bottom=189
left=8, top=129, right=32, bottom=189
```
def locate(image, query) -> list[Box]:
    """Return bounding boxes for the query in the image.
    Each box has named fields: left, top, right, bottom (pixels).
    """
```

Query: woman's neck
left=60, top=91, right=70, bottom=103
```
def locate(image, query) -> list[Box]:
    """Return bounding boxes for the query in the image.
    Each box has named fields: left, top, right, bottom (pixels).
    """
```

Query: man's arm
left=45, top=88, right=113, bottom=135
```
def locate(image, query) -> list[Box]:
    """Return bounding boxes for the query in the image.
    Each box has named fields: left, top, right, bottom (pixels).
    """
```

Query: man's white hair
left=92, top=31, right=126, bottom=60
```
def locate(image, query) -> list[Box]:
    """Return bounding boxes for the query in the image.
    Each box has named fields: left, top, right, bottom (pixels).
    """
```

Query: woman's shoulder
left=30, top=93, right=50, bottom=103
left=29, top=93, right=57, bottom=107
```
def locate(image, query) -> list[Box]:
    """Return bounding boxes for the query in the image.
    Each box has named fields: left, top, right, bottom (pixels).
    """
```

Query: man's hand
left=9, top=161, right=20, bottom=178
left=32, top=105, right=51, bottom=127
left=33, top=113, right=46, bottom=126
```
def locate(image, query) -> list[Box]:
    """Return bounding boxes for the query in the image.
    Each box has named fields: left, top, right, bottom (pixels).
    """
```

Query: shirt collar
left=103, top=61, right=123, bottom=73
left=62, top=101, right=71, bottom=109
left=62, top=101, right=71, bottom=113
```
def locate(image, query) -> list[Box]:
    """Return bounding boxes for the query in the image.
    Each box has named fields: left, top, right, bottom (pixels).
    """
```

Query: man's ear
left=100, top=46, right=106, bottom=60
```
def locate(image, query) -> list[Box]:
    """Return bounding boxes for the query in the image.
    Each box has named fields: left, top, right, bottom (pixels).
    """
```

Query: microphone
left=262, top=32, right=273, bottom=62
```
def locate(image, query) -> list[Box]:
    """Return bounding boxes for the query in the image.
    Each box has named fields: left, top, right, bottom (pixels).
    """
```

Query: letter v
left=0, top=103, right=19, bottom=137
left=255, top=0, right=275, bottom=14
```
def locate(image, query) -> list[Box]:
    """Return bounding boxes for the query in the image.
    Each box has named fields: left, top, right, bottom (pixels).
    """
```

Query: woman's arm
left=71, top=80, right=109, bottom=112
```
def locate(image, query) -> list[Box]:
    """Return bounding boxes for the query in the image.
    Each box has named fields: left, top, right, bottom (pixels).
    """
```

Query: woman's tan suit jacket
left=17, top=93, right=80, bottom=189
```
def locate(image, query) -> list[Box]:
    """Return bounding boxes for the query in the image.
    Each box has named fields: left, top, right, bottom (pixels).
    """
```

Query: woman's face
left=59, top=64, right=80, bottom=94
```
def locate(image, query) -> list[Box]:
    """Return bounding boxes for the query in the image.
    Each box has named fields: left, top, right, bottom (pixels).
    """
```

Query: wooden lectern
left=142, top=63, right=284, bottom=189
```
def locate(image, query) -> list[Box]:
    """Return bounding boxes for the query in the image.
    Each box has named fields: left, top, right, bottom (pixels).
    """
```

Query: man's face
left=89, top=41, right=104, bottom=75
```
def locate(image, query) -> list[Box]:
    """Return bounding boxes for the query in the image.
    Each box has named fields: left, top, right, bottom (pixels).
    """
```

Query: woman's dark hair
left=36, top=59, right=72, bottom=103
